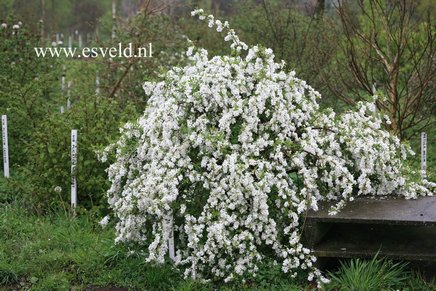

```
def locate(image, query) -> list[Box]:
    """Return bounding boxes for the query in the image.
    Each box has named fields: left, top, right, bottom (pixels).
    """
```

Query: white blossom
left=99, top=215, right=110, bottom=228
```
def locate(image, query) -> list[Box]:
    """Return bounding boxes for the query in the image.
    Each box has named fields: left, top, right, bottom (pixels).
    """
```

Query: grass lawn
left=0, top=200, right=434, bottom=290
left=0, top=202, right=309, bottom=290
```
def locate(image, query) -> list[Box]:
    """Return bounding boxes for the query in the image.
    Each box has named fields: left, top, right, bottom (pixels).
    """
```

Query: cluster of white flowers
left=99, top=215, right=110, bottom=228
left=99, top=10, right=434, bottom=286
left=1, top=22, right=22, bottom=29
left=192, top=9, right=247, bottom=51
left=1, top=21, right=22, bottom=34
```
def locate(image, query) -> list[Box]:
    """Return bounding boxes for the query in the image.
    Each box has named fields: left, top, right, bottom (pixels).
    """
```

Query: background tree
left=322, top=0, right=435, bottom=139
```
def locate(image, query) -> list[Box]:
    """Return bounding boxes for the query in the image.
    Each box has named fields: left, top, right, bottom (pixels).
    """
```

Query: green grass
left=0, top=203, right=186, bottom=290
left=0, top=202, right=307, bottom=290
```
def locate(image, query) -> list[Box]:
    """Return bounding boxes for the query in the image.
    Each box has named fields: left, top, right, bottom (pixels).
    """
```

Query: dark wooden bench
left=302, top=196, right=436, bottom=262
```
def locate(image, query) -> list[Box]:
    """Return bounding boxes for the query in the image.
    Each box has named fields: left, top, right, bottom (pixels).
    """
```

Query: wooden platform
left=303, top=196, right=436, bottom=261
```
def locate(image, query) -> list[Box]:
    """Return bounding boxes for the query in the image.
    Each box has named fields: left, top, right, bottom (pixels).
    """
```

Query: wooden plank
left=312, top=224, right=436, bottom=261
left=308, top=196, right=436, bottom=226
left=302, top=220, right=331, bottom=249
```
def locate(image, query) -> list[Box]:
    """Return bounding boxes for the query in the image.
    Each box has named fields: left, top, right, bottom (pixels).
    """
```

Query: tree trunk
left=211, top=0, right=219, bottom=16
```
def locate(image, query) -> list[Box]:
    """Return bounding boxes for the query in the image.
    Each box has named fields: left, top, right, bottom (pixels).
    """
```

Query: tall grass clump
left=327, top=255, right=411, bottom=290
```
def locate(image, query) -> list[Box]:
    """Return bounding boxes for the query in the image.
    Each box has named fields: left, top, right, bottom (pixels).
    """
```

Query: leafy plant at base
left=326, top=256, right=411, bottom=291
left=0, top=262, right=19, bottom=286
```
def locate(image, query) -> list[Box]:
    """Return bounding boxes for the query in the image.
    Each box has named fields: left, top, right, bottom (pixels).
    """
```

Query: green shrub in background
left=0, top=18, right=134, bottom=214
left=0, top=11, right=181, bottom=213
left=12, top=10, right=189, bottom=214
left=12, top=94, right=137, bottom=214
left=0, top=16, right=60, bottom=166
left=95, top=10, right=187, bottom=109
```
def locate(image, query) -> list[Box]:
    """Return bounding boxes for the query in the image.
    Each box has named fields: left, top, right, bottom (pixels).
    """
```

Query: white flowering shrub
left=99, top=9, right=434, bottom=285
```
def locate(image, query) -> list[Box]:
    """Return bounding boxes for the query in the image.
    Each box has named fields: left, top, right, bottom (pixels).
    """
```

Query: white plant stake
left=1, top=115, right=9, bottom=178
left=61, top=68, right=66, bottom=114
left=421, top=132, right=427, bottom=179
left=168, top=213, right=175, bottom=261
left=96, top=72, right=100, bottom=95
left=71, top=130, right=78, bottom=209
left=67, top=81, right=72, bottom=109
left=112, top=0, right=116, bottom=40
left=61, top=75, right=65, bottom=93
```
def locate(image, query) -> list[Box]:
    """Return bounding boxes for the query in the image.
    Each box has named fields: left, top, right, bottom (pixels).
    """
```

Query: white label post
left=112, top=0, right=116, bottom=40
left=61, top=65, right=66, bottom=94
left=2, top=115, right=9, bottom=178
left=71, top=130, right=78, bottom=209
left=96, top=72, right=100, bottom=95
left=168, top=214, right=175, bottom=261
left=421, top=132, right=427, bottom=179
left=67, top=81, right=72, bottom=109
left=61, top=76, right=65, bottom=94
